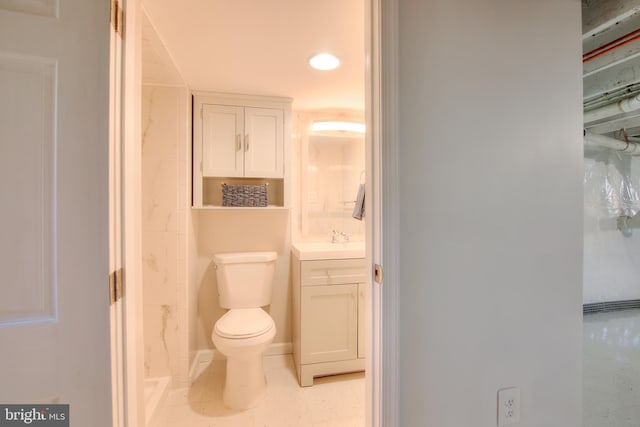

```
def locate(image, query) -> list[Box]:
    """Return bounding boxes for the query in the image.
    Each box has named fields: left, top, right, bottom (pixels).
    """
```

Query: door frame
left=366, top=0, right=399, bottom=425
left=109, top=0, right=125, bottom=424
left=120, top=0, right=145, bottom=426
left=115, top=0, right=400, bottom=425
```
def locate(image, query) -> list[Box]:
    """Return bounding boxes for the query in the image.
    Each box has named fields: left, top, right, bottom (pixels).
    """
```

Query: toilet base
left=211, top=311, right=276, bottom=410
left=223, top=355, right=267, bottom=410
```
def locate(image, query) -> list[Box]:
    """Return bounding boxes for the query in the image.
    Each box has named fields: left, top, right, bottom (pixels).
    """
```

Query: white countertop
left=291, top=241, right=366, bottom=260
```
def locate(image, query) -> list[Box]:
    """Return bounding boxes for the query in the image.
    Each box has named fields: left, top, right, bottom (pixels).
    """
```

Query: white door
left=0, top=1, right=112, bottom=425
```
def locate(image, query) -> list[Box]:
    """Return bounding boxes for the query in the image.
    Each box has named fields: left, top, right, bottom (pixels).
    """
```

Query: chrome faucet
left=332, top=230, right=350, bottom=243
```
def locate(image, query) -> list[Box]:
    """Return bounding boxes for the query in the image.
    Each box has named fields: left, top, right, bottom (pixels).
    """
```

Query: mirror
left=299, top=122, right=365, bottom=241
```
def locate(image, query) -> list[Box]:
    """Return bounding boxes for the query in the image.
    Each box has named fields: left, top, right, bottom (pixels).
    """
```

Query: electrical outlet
left=497, top=387, right=520, bottom=425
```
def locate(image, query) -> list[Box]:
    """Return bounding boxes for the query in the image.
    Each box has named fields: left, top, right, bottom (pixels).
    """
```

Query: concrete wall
left=582, top=0, right=640, bottom=34
left=397, top=0, right=584, bottom=425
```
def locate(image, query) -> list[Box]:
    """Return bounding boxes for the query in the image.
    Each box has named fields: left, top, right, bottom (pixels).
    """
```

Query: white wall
left=194, top=210, right=292, bottom=351
left=583, top=153, right=640, bottom=303
left=397, top=1, right=583, bottom=426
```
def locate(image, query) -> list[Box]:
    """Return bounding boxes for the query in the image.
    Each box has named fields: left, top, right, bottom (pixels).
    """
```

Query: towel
left=352, top=184, right=365, bottom=220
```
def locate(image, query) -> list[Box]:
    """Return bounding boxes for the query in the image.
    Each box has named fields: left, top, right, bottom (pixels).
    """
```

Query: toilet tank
left=213, top=251, right=277, bottom=309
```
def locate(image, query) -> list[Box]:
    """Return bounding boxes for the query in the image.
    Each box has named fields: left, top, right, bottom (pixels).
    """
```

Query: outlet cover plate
left=497, top=387, right=520, bottom=425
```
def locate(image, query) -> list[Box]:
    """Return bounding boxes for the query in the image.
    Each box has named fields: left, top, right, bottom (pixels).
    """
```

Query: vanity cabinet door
left=301, top=284, right=358, bottom=364
left=201, top=104, right=244, bottom=177
left=358, top=282, right=366, bottom=359
left=244, top=107, right=283, bottom=178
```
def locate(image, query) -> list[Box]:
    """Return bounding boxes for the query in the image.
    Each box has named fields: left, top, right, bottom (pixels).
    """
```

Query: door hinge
left=374, top=264, right=383, bottom=284
left=110, top=268, right=124, bottom=305
left=111, top=0, right=124, bottom=36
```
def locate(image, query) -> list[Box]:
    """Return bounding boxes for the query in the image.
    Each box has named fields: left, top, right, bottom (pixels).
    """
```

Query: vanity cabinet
left=192, top=92, right=292, bottom=207
left=291, top=255, right=367, bottom=386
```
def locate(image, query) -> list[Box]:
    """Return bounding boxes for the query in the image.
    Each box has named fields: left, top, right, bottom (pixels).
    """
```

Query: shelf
left=198, top=177, right=285, bottom=208
left=192, top=205, right=289, bottom=210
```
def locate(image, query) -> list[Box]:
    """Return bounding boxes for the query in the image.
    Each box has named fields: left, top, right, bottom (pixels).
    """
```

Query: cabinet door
left=358, top=282, right=366, bottom=359
left=243, top=107, right=283, bottom=178
left=301, top=284, right=358, bottom=364
left=201, top=104, right=244, bottom=177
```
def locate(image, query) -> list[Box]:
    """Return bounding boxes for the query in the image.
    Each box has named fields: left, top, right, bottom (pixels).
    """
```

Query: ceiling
left=142, top=0, right=640, bottom=131
left=141, top=0, right=365, bottom=112
left=582, top=0, right=640, bottom=137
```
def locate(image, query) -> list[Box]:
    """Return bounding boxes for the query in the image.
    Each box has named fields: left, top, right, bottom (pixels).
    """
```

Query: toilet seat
left=214, top=308, right=274, bottom=339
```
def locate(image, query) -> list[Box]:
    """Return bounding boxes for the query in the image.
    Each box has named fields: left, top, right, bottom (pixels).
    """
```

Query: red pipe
left=583, top=28, right=640, bottom=63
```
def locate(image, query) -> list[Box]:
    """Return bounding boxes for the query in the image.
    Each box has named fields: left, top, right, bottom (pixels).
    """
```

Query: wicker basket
left=222, top=183, right=268, bottom=207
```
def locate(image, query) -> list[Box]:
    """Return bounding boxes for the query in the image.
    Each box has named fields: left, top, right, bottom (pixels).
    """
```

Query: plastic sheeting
left=585, top=150, right=640, bottom=218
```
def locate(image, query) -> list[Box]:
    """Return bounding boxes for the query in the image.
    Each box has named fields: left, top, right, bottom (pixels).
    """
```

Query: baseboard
left=189, top=342, right=292, bottom=381
left=265, top=342, right=292, bottom=357
left=189, top=351, right=213, bottom=380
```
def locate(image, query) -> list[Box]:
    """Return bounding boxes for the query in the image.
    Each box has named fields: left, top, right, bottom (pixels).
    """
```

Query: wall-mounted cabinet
left=193, top=92, right=292, bottom=208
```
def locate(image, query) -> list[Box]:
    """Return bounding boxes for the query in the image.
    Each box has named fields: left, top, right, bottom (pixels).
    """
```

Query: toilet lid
left=214, top=308, right=274, bottom=339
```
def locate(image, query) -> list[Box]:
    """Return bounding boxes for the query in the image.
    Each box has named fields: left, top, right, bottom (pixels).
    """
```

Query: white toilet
left=211, top=251, right=277, bottom=410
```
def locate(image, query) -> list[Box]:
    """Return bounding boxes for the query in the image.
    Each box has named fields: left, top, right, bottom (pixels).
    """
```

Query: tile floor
left=583, top=309, right=640, bottom=427
left=151, top=354, right=365, bottom=427
left=152, top=310, right=639, bottom=427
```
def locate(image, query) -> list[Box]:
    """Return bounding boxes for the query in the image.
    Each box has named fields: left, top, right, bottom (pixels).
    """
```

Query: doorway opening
left=116, top=0, right=392, bottom=425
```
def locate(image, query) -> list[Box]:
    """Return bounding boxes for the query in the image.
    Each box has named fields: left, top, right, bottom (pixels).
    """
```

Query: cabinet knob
left=245, top=134, right=250, bottom=151
left=236, top=134, right=242, bottom=151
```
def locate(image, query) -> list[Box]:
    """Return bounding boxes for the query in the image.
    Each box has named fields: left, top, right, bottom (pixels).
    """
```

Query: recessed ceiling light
left=309, top=53, right=340, bottom=71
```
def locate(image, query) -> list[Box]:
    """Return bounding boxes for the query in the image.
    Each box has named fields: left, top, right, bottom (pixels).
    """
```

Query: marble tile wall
left=142, top=84, right=191, bottom=387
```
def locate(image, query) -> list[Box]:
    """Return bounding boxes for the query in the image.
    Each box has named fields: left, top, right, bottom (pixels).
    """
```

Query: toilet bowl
left=212, top=308, right=276, bottom=409
left=211, top=251, right=278, bottom=410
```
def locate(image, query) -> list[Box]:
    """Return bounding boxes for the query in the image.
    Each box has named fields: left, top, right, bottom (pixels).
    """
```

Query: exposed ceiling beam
left=582, top=2, right=640, bottom=131
left=582, top=0, right=640, bottom=37
left=584, top=112, right=640, bottom=135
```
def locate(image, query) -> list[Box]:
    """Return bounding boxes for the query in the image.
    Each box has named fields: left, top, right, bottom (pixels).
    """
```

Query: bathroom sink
left=291, top=241, right=365, bottom=260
